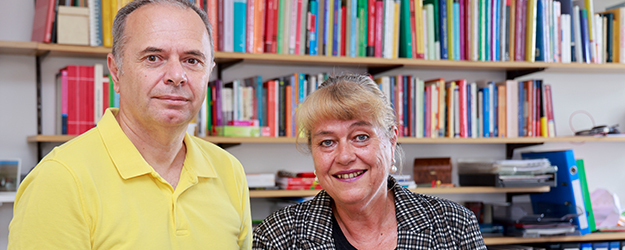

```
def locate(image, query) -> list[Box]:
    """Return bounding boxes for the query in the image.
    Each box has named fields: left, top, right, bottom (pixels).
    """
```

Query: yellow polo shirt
left=9, top=108, right=252, bottom=249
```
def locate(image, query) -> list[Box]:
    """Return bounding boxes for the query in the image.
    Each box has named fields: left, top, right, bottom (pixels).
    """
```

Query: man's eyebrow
left=183, top=50, right=207, bottom=60
left=138, top=46, right=164, bottom=55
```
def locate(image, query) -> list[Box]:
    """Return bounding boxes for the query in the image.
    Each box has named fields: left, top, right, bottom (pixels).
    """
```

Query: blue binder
left=521, top=150, right=591, bottom=235
left=593, top=242, right=609, bottom=250
left=609, top=241, right=620, bottom=250
left=580, top=243, right=593, bottom=250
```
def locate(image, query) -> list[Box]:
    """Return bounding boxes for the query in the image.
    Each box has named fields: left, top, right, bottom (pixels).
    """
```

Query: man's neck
left=115, top=109, right=187, bottom=189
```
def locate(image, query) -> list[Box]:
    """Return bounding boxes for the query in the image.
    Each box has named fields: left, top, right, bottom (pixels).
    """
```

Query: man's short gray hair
left=111, top=0, right=215, bottom=73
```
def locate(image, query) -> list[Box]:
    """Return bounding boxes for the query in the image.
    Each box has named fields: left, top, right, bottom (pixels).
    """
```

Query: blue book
left=609, top=242, right=620, bottom=250
left=254, top=76, right=264, bottom=127
left=580, top=9, right=591, bottom=63
left=403, top=76, right=409, bottom=136
left=350, top=0, right=358, bottom=57
left=518, top=81, right=524, bottom=137
left=453, top=2, right=461, bottom=61
left=309, top=0, right=319, bottom=55
left=592, top=242, right=609, bottom=250
left=559, top=0, right=575, bottom=62
left=233, top=0, right=247, bottom=52
left=535, top=0, right=546, bottom=61
left=493, top=84, right=498, bottom=137
left=492, top=0, right=500, bottom=61
left=439, top=0, right=449, bottom=60
left=482, top=87, right=490, bottom=137
left=580, top=243, right=593, bottom=250
left=323, top=0, right=331, bottom=55
left=521, top=150, right=591, bottom=235
left=332, top=0, right=341, bottom=56
left=389, top=76, right=396, bottom=111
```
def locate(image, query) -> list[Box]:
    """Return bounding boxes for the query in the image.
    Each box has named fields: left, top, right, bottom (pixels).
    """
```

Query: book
left=576, top=159, right=596, bottom=232
left=88, top=0, right=103, bottom=47
left=522, top=150, right=591, bottom=235
left=31, top=0, right=56, bottom=43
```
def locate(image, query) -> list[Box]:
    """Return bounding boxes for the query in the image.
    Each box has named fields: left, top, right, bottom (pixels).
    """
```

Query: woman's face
left=310, top=118, right=397, bottom=206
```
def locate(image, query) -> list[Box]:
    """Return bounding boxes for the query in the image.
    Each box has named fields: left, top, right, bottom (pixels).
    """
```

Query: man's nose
left=164, top=60, right=187, bottom=86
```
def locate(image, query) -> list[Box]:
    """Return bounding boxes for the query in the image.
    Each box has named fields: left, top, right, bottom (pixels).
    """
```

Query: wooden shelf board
left=3, top=41, right=625, bottom=72
left=250, top=186, right=549, bottom=198
left=0, top=40, right=38, bottom=56
left=484, top=232, right=625, bottom=245
left=28, top=134, right=625, bottom=144
left=0, top=192, right=16, bottom=204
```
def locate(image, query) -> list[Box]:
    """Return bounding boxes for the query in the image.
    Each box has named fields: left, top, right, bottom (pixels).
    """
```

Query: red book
left=254, top=0, right=266, bottom=53
left=207, top=0, right=220, bottom=51
left=264, top=0, right=277, bottom=53
left=102, top=76, right=109, bottom=117
left=341, top=5, right=347, bottom=57
left=31, top=0, right=56, bottom=43
left=535, top=81, right=541, bottom=137
left=247, top=0, right=255, bottom=53
left=544, top=84, right=555, bottom=137
left=459, top=0, right=467, bottom=60
left=66, top=66, right=80, bottom=135
left=456, top=79, right=468, bottom=138
left=409, top=0, right=417, bottom=58
left=265, top=80, right=277, bottom=137
left=374, top=0, right=384, bottom=57
left=218, top=0, right=225, bottom=51
left=396, top=76, right=404, bottom=137
left=498, top=84, right=506, bottom=137
left=367, top=0, right=377, bottom=56
left=294, top=0, right=304, bottom=54
left=425, top=84, right=432, bottom=138
left=80, top=65, right=95, bottom=134
left=515, top=0, right=527, bottom=61
left=407, top=75, right=414, bottom=137
left=210, top=84, right=218, bottom=135
left=525, top=80, right=534, bottom=137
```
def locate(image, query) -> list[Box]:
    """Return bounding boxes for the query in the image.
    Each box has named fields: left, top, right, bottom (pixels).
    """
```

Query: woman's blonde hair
left=296, top=73, right=404, bottom=170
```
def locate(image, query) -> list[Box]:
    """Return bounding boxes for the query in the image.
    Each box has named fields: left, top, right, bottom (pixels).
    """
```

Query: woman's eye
left=320, top=140, right=333, bottom=147
left=355, top=134, right=369, bottom=141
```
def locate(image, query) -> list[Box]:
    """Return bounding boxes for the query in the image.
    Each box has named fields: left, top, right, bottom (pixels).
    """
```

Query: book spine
left=247, top=0, right=255, bottom=53
left=225, top=0, right=236, bottom=52
left=400, top=0, right=414, bottom=58
left=374, top=0, right=384, bottom=57
left=439, top=0, right=449, bottom=59
left=277, top=0, right=286, bottom=53
left=326, top=0, right=334, bottom=56
left=458, top=80, right=467, bottom=137
left=255, top=0, right=265, bottom=53
left=482, top=86, right=489, bottom=137
left=357, top=0, right=367, bottom=57
left=525, top=0, right=537, bottom=61
left=580, top=9, right=591, bottom=63
left=308, top=0, right=319, bottom=55
left=453, top=2, right=460, bottom=60
left=470, top=83, right=477, bottom=138
left=88, top=0, right=103, bottom=46
left=340, top=4, right=346, bottom=56
left=515, top=0, right=526, bottom=61
left=459, top=0, right=466, bottom=60
left=295, top=0, right=304, bottom=54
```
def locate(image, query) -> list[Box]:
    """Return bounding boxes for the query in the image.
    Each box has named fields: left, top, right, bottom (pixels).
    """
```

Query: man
left=8, top=1, right=252, bottom=249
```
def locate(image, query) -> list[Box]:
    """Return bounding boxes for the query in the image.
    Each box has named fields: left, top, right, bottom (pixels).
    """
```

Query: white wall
left=2, top=0, right=625, bottom=248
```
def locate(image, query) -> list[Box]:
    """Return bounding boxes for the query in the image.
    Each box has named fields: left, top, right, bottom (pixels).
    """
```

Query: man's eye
left=187, top=58, right=198, bottom=64
left=147, top=55, right=157, bottom=62
left=355, top=134, right=369, bottom=141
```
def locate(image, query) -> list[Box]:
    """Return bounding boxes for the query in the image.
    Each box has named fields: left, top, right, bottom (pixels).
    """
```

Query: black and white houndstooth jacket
left=252, top=176, right=487, bottom=250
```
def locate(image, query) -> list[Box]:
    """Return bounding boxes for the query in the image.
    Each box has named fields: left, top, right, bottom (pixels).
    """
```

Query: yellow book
left=446, top=81, right=456, bottom=138
left=509, top=0, right=516, bottom=61
left=102, top=0, right=112, bottom=47
left=393, top=0, right=400, bottom=58
left=447, top=0, right=454, bottom=60
left=525, top=0, right=537, bottom=62
left=585, top=0, right=596, bottom=62
left=414, top=0, right=425, bottom=58
left=541, top=117, right=548, bottom=137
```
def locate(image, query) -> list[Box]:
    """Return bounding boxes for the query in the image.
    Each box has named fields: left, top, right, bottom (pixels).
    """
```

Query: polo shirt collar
left=98, top=108, right=217, bottom=180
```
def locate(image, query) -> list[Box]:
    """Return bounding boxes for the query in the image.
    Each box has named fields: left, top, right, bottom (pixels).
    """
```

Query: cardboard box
left=57, top=6, right=89, bottom=45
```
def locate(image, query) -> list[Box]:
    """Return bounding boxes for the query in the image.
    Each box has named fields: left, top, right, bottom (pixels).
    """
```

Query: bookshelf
left=4, top=40, right=624, bottom=247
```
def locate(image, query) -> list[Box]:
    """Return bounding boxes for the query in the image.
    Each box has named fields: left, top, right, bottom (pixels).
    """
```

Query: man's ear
left=107, top=53, right=121, bottom=93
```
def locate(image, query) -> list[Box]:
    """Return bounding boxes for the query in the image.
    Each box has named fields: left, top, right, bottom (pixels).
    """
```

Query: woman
left=253, top=74, right=486, bottom=249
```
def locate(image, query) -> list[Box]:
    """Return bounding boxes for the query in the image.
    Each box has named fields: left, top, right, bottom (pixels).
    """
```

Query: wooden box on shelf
left=413, top=157, right=452, bottom=185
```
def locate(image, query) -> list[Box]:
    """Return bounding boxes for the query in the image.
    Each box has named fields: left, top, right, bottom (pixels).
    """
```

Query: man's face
left=111, top=3, right=213, bottom=130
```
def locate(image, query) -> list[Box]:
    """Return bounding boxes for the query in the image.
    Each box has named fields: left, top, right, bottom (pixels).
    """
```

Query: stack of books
left=458, top=158, right=557, bottom=187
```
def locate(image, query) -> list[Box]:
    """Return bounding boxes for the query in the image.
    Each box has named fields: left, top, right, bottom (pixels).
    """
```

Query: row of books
left=374, top=76, right=556, bottom=138
left=55, top=64, right=119, bottom=135
left=198, top=74, right=557, bottom=138
left=247, top=170, right=322, bottom=190
left=32, top=0, right=625, bottom=64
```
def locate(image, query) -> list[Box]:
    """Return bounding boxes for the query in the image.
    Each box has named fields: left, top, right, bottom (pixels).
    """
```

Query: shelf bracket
left=36, top=55, right=44, bottom=160
left=216, top=59, right=244, bottom=80
left=505, top=143, right=543, bottom=159
left=217, top=143, right=242, bottom=149
left=367, top=65, right=403, bottom=76
left=506, top=68, right=546, bottom=80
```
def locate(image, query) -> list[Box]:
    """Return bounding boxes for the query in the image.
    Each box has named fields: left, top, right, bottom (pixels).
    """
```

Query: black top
left=332, top=215, right=358, bottom=250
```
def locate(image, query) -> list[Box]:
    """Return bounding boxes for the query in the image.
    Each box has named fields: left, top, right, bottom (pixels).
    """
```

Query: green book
left=398, top=0, right=413, bottom=58
left=478, top=0, right=486, bottom=61
left=447, top=0, right=454, bottom=60
left=357, top=0, right=367, bottom=57
left=577, top=159, right=596, bottom=232
left=423, top=0, right=439, bottom=58
left=277, top=0, right=286, bottom=54
left=206, top=83, right=212, bottom=136
left=109, top=74, right=115, bottom=108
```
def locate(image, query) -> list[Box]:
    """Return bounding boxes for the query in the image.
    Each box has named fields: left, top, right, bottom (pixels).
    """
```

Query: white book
left=88, top=0, right=102, bottom=47
left=415, top=78, right=424, bottom=138
left=561, top=14, right=571, bottom=63
left=545, top=0, right=552, bottom=62
left=470, top=82, right=478, bottom=138
left=426, top=4, right=436, bottom=60
left=289, top=0, right=298, bottom=54
left=423, top=9, right=429, bottom=59
left=504, top=80, right=518, bottom=138
left=224, top=0, right=234, bottom=52
left=345, top=0, right=352, bottom=57
left=602, top=15, right=607, bottom=63
left=247, top=0, right=255, bottom=53
left=94, top=64, right=103, bottom=124
left=453, top=86, right=459, bottom=137
left=488, top=83, right=494, bottom=137
left=383, top=0, right=394, bottom=58
left=585, top=0, right=596, bottom=63
left=573, top=5, right=583, bottom=63
left=198, top=95, right=208, bottom=137
left=596, top=14, right=604, bottom=63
